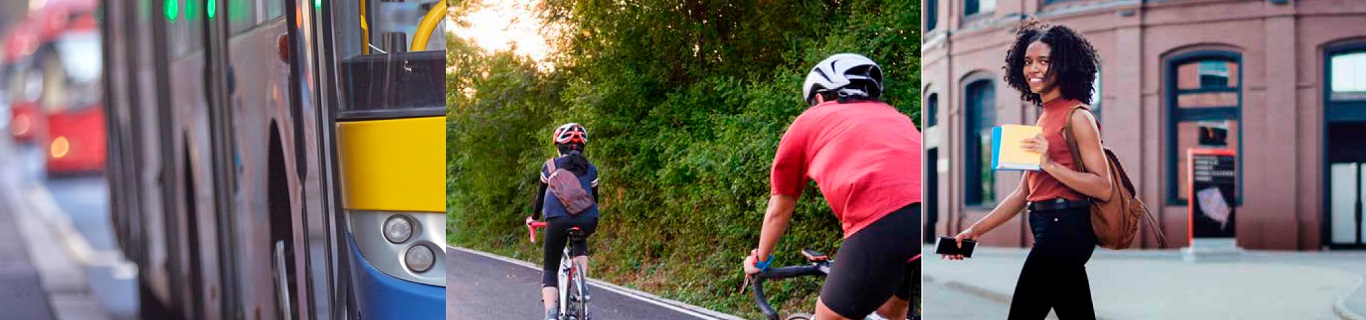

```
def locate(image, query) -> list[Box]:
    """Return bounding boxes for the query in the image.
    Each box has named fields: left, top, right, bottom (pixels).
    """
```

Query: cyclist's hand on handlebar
left=944, top=227, right=977, bottom=261
left=742, top=249, right=762, bottom=276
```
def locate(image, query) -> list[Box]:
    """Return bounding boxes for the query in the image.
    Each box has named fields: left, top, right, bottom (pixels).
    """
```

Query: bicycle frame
left=750, top=251, right=923, bottom=320
left=529, top=221, right=592, bottom=320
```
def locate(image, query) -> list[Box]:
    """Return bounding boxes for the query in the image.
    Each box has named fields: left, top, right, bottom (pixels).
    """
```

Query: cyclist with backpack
left=741, top=53, right=922, bottom=320
left=942, top=19, right=1110, bottom=320
left=528, top=123, right=600, bottom=320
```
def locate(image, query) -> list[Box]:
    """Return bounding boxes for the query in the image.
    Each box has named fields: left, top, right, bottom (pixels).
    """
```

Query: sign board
left=1188, top=148, right=1237, bottom=239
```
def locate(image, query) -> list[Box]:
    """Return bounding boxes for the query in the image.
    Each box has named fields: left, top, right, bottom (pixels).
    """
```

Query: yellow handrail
left=410, top=1, right=447, bottom=51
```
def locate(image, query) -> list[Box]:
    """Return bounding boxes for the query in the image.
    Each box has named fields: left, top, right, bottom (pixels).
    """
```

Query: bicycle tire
left=575, top=262, right=589, bottom=320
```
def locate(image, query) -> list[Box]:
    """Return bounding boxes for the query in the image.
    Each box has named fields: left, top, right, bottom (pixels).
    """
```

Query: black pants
left=541, top=214, right=598, bottom=288
left=1007, top=206, right=1097, bottom=320
left=821, top=203, right=920, bottom=319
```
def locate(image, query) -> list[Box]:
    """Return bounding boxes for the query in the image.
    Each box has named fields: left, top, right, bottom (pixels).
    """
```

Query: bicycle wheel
left=572, top=260, right=589, bottom=320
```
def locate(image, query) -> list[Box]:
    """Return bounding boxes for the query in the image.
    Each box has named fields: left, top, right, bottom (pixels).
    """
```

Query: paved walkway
left=924, top=245, right=1366, bottom=320
left=0, top=194, right=57, bottom=319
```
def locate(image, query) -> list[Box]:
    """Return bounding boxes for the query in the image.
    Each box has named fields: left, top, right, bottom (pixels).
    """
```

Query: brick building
left=921, top=0, right=1366, bottom=250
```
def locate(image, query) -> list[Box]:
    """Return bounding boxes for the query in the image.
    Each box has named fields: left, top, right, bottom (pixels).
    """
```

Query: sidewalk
left=0, top=193, right=57, bottom=319
left=923, top=245, right=1366, bottom=320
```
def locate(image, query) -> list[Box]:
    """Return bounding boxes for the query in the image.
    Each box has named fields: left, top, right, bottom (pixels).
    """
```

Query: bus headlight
left=348, top=210, right=445, bottom=286
left=383, top=215, right=413, bottom=244
left=405, top=244, right=435, bottom=273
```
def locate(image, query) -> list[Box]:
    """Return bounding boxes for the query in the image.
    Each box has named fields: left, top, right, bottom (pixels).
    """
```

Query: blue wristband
left=754, top=254, right=774, bottom=272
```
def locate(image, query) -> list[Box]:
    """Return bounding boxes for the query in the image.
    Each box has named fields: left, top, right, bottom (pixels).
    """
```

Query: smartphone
left=935, top=236, right=977, bottom=258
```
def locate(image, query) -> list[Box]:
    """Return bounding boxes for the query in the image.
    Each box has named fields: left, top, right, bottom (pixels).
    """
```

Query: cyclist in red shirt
left=742, top=53, right=922, bottom=320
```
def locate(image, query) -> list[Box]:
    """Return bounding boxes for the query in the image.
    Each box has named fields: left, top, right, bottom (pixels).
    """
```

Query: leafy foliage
left=449, top=0, right=920, bottom=316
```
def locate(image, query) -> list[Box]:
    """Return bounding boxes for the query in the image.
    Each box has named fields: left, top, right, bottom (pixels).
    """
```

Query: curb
left=449, top=245, right=744, bottom=320
left=1336, top=276, right=1366, bottom=320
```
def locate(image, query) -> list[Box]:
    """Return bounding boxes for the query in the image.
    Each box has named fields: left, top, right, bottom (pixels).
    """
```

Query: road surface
left=446, top=246, right=727, bottom=320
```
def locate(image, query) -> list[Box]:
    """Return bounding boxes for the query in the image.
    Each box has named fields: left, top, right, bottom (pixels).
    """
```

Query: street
left=0, top=134, right=136, bottom=319
left=446, top=246, right=740, bottom=320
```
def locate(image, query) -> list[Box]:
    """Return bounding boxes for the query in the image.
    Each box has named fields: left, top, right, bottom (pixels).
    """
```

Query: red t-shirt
left=771, top=101, right=922, bottom=238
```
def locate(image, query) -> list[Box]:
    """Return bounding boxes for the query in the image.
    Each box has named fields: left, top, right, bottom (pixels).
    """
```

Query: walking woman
left=528, top=123, right=600, bottom=320
left=942, top=19, right=1109, bottom=320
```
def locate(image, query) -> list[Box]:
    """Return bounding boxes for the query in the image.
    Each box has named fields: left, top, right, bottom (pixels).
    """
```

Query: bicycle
left=528, top=219, right=591, bottom=320
left=749, top=250, right=922, bottom=320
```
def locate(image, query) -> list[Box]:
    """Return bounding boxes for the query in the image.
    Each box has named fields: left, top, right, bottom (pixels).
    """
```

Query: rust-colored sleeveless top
left=1026, top=98, right=1088, bottom=202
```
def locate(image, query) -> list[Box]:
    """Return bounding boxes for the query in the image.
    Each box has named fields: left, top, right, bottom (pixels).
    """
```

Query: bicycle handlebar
left=527, top=218, right=548, bottom=243
left=751, top=264, right=827, bottom=320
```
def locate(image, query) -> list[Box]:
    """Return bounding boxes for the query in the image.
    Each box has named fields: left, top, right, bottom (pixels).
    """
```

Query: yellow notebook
left=992, top=125, right=1043, bottom=171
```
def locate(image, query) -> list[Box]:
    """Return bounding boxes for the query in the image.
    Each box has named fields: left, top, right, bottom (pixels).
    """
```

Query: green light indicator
left=315, top=0, right=321, bottom=10
left=207, top=0, right=216, bottom=19
left=164, top=0, right=178, bottom=22
left=186, top=0, right=196, bottom=21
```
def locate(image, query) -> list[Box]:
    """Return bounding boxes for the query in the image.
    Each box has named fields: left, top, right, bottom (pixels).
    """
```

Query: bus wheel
left=273, top=240, right=294, bottom=318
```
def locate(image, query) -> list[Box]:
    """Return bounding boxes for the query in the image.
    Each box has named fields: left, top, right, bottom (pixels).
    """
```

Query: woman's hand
left=742, top=249, right=762, bottom=275
left=1020, top=133, right=1052, bottom=168
left=943, top=227, right=978, bottom=261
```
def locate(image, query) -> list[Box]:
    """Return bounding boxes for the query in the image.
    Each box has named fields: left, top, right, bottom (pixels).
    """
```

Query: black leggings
left=1008, top=206, right=1097, bottom=320
left=820, top=203, right=920, bottom=319
left=541, top=215, right=598, bottom=288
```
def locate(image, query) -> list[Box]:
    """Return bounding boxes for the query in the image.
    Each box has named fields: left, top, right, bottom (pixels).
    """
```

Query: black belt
left=1028, top=198, right=1091, bottom=212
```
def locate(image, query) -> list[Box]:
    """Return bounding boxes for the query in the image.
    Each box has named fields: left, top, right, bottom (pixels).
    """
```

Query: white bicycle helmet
left=553, top=123, right=588, bottom=145
left=802, top=53, right=884, bottom=106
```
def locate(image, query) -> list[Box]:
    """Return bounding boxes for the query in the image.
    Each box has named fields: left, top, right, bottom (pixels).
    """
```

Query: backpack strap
left=1062, top=105, right=1090, bottom=174
left=542, top=158, right=558, bottom=183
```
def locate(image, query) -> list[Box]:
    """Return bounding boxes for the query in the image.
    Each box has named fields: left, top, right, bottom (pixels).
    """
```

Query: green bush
left=449, top=0, right=919, bottom=317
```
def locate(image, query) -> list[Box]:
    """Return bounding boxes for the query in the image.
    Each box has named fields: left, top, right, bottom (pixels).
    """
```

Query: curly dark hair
left=1003, top=19, right=1099, bottom=106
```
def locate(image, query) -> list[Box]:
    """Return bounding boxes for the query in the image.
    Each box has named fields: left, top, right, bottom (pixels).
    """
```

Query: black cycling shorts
left=820, top=203, right=920, bottom=319
left=542, top=214, right=598, bottom=288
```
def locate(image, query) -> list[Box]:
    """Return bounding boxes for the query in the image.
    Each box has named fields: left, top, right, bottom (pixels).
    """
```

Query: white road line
left=447, top=245, right=744, bottom=320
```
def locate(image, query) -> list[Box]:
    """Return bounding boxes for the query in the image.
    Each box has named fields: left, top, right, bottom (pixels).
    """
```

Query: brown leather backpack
left=544, top=159, right=596, bottom=215
left=1063, top=106, right=1167, bottom=249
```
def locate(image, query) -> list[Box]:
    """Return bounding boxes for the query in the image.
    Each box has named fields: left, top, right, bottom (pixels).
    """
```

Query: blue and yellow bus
left=101, top=0, right=446, bottom=318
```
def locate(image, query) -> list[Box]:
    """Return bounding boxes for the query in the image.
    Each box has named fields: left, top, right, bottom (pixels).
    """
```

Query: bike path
left=446, top=246, right=736, bottom=320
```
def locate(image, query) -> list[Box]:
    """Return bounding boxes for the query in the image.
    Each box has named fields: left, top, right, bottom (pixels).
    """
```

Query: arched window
left=926, top=0, right=938, bottom=32
left=1324, top=41, right=1366, bottom=247
left=964, top=79, right=996, bottom=206
left=926, top=93, right=939, bottom=127
left=1166, top=51, right=1241, bottom=204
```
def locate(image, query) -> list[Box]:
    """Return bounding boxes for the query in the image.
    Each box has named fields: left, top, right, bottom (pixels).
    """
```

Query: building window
left=1326, top=43, right=1366, bottom=121
left=1092, top=67, right=1102, bottom=122
left=1167, top=51, right=1241, bottom=205
left=964, top=79, right=996, bottom=206
left=927, top=93, right=939, bottom=127
left=926, top=0, right=938, bottom=32
left=1330, top=51, right=1366, bottom=100
left=964, top=0, right=995, bottom=17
